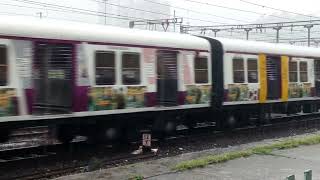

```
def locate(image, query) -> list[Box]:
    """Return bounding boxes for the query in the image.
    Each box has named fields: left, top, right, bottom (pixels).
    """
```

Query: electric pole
left=37, top=12, right=43, bottom=19
left=104, top=0, right=107, bottom=25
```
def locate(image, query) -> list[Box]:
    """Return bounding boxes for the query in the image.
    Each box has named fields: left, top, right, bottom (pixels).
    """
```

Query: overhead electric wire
left=0, top=10, right=39, bottom=17
left=10, top=0, right=231, bottom=25
left=0, top=1, right=125, bottom=23
left=0, top=5, right=115, bottom=25
left=191, top=25, right=318, bottom=42
left=9, top=0, right=149, bottom=21
left=132, top=0, right=252, bottom=23
left=0, top=0, right=276, bottom=39
left=239, top=0, right=320, bottom=19
left=88, top=0, right=231, bottom=24
left=177, top=0, right=297, bottom=21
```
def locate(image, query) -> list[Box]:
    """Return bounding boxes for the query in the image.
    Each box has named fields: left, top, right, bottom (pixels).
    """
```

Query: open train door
left=314, top=59, right=320, bottom=97
left=32, top=42, right=74, bottom=114
left=156, top=50, right=178, bottom=106
left=266, top=56, right=282, bottom=100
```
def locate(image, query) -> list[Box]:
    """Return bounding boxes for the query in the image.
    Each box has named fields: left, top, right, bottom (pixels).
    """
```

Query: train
left=0, top=15, right=320, bottom=143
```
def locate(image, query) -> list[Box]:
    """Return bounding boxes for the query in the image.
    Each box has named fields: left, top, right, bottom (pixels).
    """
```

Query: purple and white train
left=1, top=16, right=320, bottom=142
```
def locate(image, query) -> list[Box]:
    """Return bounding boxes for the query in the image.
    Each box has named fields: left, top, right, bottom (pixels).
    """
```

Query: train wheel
left=164, top=120, right=177, bottom=135
left=104, top=127, right=122, bottom=142
left=152, top=117, right=177, bottom=139
left=89, top=124, right=123, bottom=144
left=226, top=114, right=237, bottom=129
left=99, top=125, right=123, bottom=143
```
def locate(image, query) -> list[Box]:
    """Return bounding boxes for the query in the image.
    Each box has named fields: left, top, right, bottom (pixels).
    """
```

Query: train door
left=314, top=59, right=320, bottom=96
left=156, top=50, right=178, bottom=106
left=33, top=42, right=74, bottom=114
left=266, top=56, right=282, bottom=100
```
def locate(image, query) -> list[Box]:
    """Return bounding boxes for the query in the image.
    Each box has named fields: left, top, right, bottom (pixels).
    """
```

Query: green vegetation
left=128, top=174, right=144, bottom=180
left=173, top=134, right=320, bottom=171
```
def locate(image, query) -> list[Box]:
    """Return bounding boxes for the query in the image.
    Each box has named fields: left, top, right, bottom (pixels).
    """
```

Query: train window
left=122, top=52, right=140, bottom=85
left=300, top=61, right=308, bottom=82
left=289, top=61, right=298, bottom=82
left=233, top=58, right=245, bottom=83
left=194, top=57, right=208, bottom=83
left=95, top=51, right=115, bottom=85
left=247, top=58, right=258, bottom=83
left=0, top=46, right=7, bottom=86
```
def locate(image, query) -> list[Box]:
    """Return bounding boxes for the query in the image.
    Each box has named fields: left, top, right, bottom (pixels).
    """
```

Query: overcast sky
left=1, top=0, right=319, bottom=26
left=171, top=0, right=320, bottom=25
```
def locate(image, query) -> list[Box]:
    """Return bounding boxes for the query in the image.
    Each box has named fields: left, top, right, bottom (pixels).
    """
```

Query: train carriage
left=0, top=16, right=320, bottom=142
left=206, top=38, right=320, bottom=127
left=219, top=38, right=320, bottom=113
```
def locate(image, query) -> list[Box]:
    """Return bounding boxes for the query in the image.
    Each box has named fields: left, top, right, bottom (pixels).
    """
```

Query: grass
left=128, top=174, right=144, bottom=180
left=173, top=134, right=320, bottom=171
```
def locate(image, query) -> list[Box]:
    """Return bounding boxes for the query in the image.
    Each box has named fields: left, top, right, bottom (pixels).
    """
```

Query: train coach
left=0, top=16, right=320, bottom=143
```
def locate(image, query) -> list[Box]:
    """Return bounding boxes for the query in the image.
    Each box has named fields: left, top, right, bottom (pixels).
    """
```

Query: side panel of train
left=0, top=37, right=214, bottom=142
left=0, top=38, right=212, bottom=130
left=222, top=52, right=320, bottom=113
left=79, top=44, right=211, bottom=113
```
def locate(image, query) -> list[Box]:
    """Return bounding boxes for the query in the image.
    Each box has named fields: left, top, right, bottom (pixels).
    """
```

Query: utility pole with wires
left=104, top=0, right=107, bottom=25
left=182, top=19, right=320, bottom=46
left=129, top=17, right=183, bottom=32
left=37, top=12, right=43, bottom=19
left=173, top=10, right=176, bottom=32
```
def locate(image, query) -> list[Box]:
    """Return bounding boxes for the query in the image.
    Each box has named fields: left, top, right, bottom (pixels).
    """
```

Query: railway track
left=2, top=112, right=320, bottom=180
left=4, top=150, right=156, bottom=180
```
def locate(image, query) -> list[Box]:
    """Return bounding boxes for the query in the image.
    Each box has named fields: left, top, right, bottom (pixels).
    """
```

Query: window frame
left=299, top=61, right=308, bottom=83
left=232, top=57, right=245, bottom=83
left=247, top=58, right=258, bottom=83
left=194, top=56, right=209, bottom=84
left=289, top=60, right=298, bottom=83
left=121, top=52, right=141, bottom=85
left=0, top=45, right=8, bottom=87
left=94, top=50, right=116, bottom=86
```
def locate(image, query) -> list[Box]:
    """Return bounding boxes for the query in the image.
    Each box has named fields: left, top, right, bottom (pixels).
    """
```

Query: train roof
left=0, top=15, right=210, bottom=51
left=0, top=16, right=319, bottom=58
left=215, top=37, right=320, bottom=58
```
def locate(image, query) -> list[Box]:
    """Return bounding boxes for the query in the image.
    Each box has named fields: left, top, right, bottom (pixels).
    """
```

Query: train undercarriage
left=1, top=99, right=320, bottom=144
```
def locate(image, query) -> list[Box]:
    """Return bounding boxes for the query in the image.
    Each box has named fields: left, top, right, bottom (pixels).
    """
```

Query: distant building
left=98, top=0, right=171, bottom=28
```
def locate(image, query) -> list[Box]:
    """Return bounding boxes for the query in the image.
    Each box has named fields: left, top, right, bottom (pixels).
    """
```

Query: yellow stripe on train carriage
left=281, top=56, right=289, bottom=101
left=259, top=54, right=267, bottom=103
